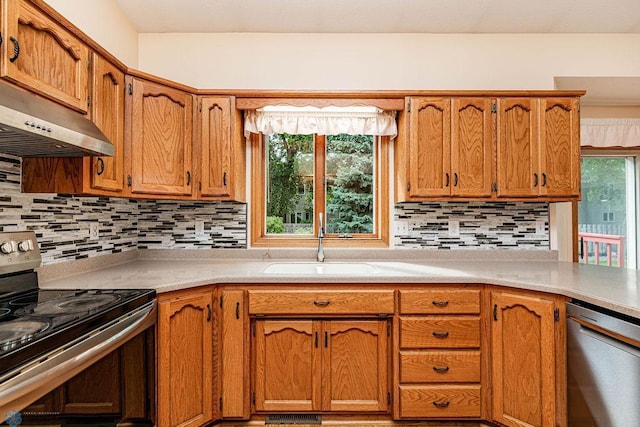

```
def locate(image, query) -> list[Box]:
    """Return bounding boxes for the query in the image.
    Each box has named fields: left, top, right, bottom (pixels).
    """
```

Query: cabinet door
left=128, top=77, right=194, bottom=196
left=496, top=98, right=539, bottom=198
left=539, top=98, right=580, bottom=198
left=491, top=290, right=558, bottom=427
left=220, top=289, right=249, bottom=419
left=451, top=98, right=493, bottom=197
left=1, top=0, right=89, bottom=112
left=322, top=320, right=389, bottom=412
left=407, top=97, right=451, bottom=197
left=157, top=290, right=213, bottom=427
left=199, top=96, right=233, bottom=198
left=86, top=53, right=124, bottom=193
left=254, top=320, right=321, bottom=412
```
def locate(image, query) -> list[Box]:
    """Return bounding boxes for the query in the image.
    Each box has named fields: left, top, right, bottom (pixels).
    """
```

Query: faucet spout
left=317, top=213, right=325, bottom=262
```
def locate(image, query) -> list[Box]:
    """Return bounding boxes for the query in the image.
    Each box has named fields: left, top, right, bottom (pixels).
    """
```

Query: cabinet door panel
left=254, top=320, right=321, bottom=412
left=451, top=98, right=493, bottom=197
left=200, top=96, right=232, bottom=197
left=2, top=0, right=89, bottom=112
left=408, top=97, right=451, bottom=197
left=540, top=98, right=580, bottom=197
left=62, top=350, right=120, bottom=414
left=129, top=77, right=193, bottom=196
left=496, top=98, right=539, bottom=197
left=322, top=320, right=389, bottom=412
left=220, top=289, right=249, bottom=419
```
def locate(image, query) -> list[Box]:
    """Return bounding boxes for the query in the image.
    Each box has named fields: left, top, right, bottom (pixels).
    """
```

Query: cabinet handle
left=445, top=173, right=450, bottom=187
left=186, top=171, right=191, bottom=186
left=432, top=300, right=449, bottom=307
left=95, top=158, right=105, bottom=176
left=432, top=366, right=450, bottom=373
left=432, top=331, right=449, bottom=339
left=433, top=401, right=450, bottom=408
left=223, top=171, right=228, bottom=186
left=533, top=173, right=539, bottom=187
left=206, top=304, right=211, bottom=322
left=313, top=301, right=330, bottom=307
left=453, top=173, right=458, bottom=187
left=542, top=172, right=547, bottom=187
left=325, top=331, right=328, bottom=348
left=9, top=36, right=19, bottom=62
left=235, top=302, right=240, bottom=319
left=493, top=304, right=498, bottom=321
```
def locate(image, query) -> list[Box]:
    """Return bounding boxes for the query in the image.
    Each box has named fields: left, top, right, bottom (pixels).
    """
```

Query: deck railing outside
left=579, top=232, right=625, bottom=267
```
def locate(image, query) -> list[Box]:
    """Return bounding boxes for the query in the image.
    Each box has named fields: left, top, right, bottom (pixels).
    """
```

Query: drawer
left=248, top=289, right=394, bottom=315
left=400, top=350, right=481, bottom=383
left=399, top=385, right=481, bottom=418
left=399, top=289, right=480, bottom=314
left=400, top=317, right=480, bottom=349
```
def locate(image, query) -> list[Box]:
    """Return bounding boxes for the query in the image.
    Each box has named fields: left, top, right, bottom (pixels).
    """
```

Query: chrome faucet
left=317, top=213, right=325, bottom=262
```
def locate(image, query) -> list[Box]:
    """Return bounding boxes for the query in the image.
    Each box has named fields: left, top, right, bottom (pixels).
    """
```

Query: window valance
left=581, top=118, right=640, bottom=148
left=244, top=106, right=397, bottom=138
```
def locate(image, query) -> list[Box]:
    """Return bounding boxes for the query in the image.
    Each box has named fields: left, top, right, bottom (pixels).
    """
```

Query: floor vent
left=265, top=414, right=322, bottom=424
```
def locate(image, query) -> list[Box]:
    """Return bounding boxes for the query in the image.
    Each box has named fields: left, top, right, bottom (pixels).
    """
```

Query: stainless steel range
left=0, top=231, right=156, bottom=421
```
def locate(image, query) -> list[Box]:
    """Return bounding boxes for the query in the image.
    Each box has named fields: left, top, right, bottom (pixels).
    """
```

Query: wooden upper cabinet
left=1, top=0, right=89, bottom=113
left=490, top=289, right=566, bottom=427
left=539, top=98, right=580, bottom=198
left=451, top=98, right=493, bottom=197
left=86, top=53, right=124, bottom=194
left=127, top=76, right=194, bottom=196
left=406, top=97, right=451, bottom=198
left=157, top=289, right=213, bottom=427
left=197, top=96, right=246, bottom=201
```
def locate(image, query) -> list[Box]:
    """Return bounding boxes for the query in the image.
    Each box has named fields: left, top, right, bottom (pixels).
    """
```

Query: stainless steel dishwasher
left=567, top=300, right=640, bottom=426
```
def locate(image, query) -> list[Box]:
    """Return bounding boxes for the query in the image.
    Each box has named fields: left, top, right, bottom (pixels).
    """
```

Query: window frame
left=250, top=132, right=390, bottom=248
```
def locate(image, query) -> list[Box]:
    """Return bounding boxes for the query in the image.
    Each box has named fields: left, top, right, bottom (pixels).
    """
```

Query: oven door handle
left=0, top=301, right=157, bottom=420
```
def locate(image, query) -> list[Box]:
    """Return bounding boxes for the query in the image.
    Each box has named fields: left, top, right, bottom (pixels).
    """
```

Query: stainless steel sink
left=263, top=262, right=379, bottom=275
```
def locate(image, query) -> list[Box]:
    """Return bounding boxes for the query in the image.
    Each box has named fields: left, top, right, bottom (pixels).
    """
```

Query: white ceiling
left=114, top=0, right=640, bottom=34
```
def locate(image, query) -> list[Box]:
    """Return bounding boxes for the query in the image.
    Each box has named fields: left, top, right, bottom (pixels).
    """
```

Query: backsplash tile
left=3, top=155, right=550, bottom=266
left=394, top=202, right=549, bottom=249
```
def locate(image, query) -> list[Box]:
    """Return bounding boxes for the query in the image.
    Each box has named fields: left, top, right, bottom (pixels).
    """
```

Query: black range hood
left=0, top=83, right=113, bottom=157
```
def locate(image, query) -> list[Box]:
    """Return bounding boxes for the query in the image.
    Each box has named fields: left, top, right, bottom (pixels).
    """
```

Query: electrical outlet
left=195, top=219, right=205, bottom=238
left=89, top=222, right=99, bottom=240
left=448, top=220, right=460, bottom=237
left=536, top=220, right=546, bottom=235
left=394, top=220, right=409, bottom=236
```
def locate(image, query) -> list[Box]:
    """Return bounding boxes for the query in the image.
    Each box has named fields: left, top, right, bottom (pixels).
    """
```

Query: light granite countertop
left=37, top=249, right=640, bottom=319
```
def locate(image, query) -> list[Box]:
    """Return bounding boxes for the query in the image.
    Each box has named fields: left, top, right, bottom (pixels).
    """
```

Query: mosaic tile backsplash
left=2, top=155, right=548, bottom=265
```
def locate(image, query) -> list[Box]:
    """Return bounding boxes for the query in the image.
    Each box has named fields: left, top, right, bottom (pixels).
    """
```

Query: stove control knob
left=0, top=241, right=14, bottom=254
left=17, top=240, right=34, bottom=252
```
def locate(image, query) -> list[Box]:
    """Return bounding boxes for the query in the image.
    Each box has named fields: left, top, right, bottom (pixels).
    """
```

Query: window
left=252, top=132, right=389, bottom=247
left=602, top=212, right=615, bottom=222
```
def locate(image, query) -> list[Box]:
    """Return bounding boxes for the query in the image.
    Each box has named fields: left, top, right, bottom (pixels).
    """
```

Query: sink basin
left=263, top=262, right=379, bottom=275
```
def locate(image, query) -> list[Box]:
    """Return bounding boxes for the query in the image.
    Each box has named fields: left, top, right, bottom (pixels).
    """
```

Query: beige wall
left=138, top=33, right=640, bottom=89
left=45, top=0, right=138, bottom=67
left=582, top=106, right=640, bottom=118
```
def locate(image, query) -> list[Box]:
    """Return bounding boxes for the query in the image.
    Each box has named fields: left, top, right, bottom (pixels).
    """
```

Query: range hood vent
left=0, top=83, right=113, bottom=157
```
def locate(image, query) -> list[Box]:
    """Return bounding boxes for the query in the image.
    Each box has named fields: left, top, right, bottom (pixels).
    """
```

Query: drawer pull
left=431, top=300, right=449, bottom=307
left=433, top=401, right=450, bottom=409
left=432, top=366, right=450, bottom=373
left=313, top=301, right=330, bottom=307
left=432, top=331, right=450, bottom=339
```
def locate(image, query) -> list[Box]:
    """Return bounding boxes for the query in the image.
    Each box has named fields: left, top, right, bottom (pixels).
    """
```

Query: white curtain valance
left=244, top=106, right=397, bottom=138
left=581, top=118, right=640, bottom=148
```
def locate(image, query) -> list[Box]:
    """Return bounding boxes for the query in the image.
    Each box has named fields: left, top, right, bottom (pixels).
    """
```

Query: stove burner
left=0, top=319, right=50, bottom=350
left=26, top=294, right=121, bottom=316
left=0, top=307, right=10, bottom=319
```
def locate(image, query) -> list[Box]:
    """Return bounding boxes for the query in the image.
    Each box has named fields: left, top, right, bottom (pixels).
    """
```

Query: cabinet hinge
left=407, top=182, right=411, bottom=192
left=219, top=295, right=223, bottom=308
left=491, top=102, right=497, bottom=113
left=128, top=83, right=133, bottom=95
left=252, top=391, right=256, bottom=405
left=491, top=182, right=498, bottom=192
left=199, top=100, right=202, bottom=113
left=219, top=397, right=223, bottom=412
left=407, top=100, right=411, bottom=113
left=554, top=307, right=560, bottom=322
left=387, top=392, right=391, bottom=406
left=127, top=175, right=132, bottom=187
left=87, top=55, right=91, bottom=69
left=252, top=322, right=256, bottom=337
left=387, top=322, right=391, bottom=337
left=87, top=96, right=90, bottom=108
left=199, top=181, right=202, bottom=192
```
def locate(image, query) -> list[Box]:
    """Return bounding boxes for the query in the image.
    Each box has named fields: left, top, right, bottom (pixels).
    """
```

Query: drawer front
left=400, top=350, right=481, bottom=383
left=399, top=289, right=480, bottom=314
left=248, top=289, right=394, bottom=315
left=399, top=385, right=481, bottom=418
left=400, top=317, right=480, bottom=349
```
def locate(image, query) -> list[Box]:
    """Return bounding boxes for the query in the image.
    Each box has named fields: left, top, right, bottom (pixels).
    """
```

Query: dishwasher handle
left=570, top=317, right=640, bottom=356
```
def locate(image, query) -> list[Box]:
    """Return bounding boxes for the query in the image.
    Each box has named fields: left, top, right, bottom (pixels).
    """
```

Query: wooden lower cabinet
left=253, top=318, right=390, bottom=413
left=490, top=288, right=567, bottom=427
